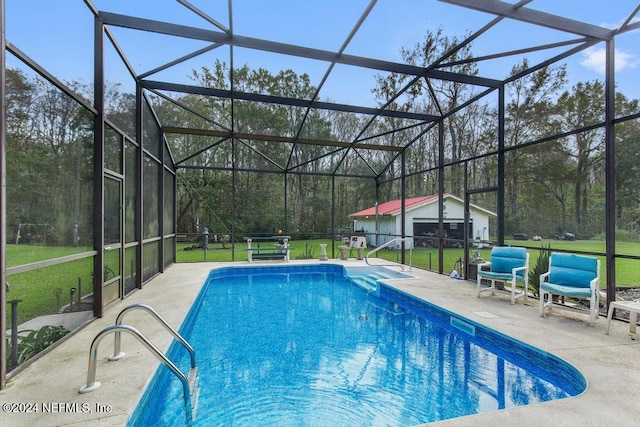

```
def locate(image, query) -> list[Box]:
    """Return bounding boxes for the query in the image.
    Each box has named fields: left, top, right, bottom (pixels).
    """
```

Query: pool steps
left=347, top=274, right=380, bottom=292
left=79, top=304, right=200, bottom=425
left=345, top=268, right=401, bottom=292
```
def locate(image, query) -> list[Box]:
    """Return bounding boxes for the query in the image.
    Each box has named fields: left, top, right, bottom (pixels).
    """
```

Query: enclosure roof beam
left=138, top=42, right=223, bottom=80
left=429, top=0, right=533, bottom=69
left=100, top=11, right=501, bottom=88
left=147, top=88, right=231, bottom=132
left=504, top=39, right=600, bottom=85
left=177, top=164, right=377, bottom=179
left=436, top=37, right=590, bottom=68
left=288, top=0, right=379, bottom=170
left=175, top=137, right=230, bottom=166
left=440, top=0, right=612, bottom=40
left=177, top=0, right=230, bottom=33
left=6, top=42, right=97, bottom=115
left=163, top=126, right=404, bottom=152
left=141, top=80, right=438, bottom=122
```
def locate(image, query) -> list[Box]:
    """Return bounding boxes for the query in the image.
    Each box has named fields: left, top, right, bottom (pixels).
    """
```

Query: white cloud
left=580, top=46, right=640, bottom=74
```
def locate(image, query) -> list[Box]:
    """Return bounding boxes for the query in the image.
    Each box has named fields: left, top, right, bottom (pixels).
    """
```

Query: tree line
left=5, top=30, right=640, bottom=246
left=164, top=30, right=640, bottom=240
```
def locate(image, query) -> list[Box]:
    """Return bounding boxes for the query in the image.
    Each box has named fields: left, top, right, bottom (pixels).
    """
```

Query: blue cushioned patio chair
left=476, top=246, right=529, bottom=304
left=539, top=253, right=600, bottom=326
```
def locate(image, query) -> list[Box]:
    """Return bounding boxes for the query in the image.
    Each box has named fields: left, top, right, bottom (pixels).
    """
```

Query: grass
left=6, top=244, right=93, bottom=268
left=6, top=255, right=94, bottom=327
left=5, top=239, right=640, bottom=328
left=177, top=238, right=640, bottom=287
left=176, top=239, right=332, bottom=262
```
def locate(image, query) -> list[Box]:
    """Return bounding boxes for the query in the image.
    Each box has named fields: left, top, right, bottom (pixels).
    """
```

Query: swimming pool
left=128, top=263, right=585, bottom=426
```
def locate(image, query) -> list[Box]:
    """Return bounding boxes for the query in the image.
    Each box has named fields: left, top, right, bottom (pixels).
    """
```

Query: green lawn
left=6, top=254, right=94, bottom=327
left=176, top=239, right=332, bottom=262
left=6, top=244, right=93, bottom=267
left=178, top=238, right=640, bottom=287
left=5, top=239, right=639, bottom=328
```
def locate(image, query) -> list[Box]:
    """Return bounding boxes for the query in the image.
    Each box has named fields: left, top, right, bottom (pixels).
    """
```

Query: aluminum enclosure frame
left=1, top=0, right=640, bottom=389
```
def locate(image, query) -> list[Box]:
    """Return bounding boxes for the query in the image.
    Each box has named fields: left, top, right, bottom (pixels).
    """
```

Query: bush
left=293, top=245, right=316, bottom=260
left=592, top=229, right=640, bottom=242
left=6, top=325, right=69, bottom=370
left=528, top=244, right=551, bottom=297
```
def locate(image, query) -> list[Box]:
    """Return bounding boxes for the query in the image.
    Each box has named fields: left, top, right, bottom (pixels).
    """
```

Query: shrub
left=294, top=245, right=316, bottom=260
left=592, top=229, right=640, bottom=242
left=528, top=244, right=552, bottom=297
left=6, top=325, right=69, bottom=369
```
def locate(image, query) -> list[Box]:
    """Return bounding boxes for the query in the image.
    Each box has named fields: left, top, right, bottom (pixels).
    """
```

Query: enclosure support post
left=284, top=172, right=288, bottom=238
left=93, top=13, right=105, bottom=317
left=375, top=180, right=379, bottom=248
left=497, top=85, right=505, bottom=246
left=400, top=151, right=406, bottom=265
left=8, top=300, right=20, bottom=367
left=135, top=85, right=143, bottom=289
left=0, top=0, right=7, bottom=389
left=604, top=38, right=616, bottom=309
left=331, top=176, right=335, bottom=258
left=463, top=164, right=470, bottom=280
left=438, top=120, right=444, bottom=274
left=158, top=97, right=165, bottom=274
left=231, top=139, right=236, bottom=261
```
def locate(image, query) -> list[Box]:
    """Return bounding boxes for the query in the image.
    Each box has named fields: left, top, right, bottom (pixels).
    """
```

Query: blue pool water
left=128, top=264, right=586, bottom=426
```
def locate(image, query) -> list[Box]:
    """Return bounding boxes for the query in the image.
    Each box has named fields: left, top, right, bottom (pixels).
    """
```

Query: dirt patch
left=600, top=288, right=640, bottom=323
left=571, top=288, right=640, bottom=325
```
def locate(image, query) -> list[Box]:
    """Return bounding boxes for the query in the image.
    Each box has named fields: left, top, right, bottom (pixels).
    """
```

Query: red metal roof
left=349, top=194, right=442, bottom=217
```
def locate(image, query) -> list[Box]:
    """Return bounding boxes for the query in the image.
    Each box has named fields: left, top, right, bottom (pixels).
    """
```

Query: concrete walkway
left=1, top=260, right=639, bottom=426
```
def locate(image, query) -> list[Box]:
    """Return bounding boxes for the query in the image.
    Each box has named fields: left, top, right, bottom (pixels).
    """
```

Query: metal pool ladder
left=365, top=237, right=413, bottom=271
left=79, top=303, right=199, bottom=425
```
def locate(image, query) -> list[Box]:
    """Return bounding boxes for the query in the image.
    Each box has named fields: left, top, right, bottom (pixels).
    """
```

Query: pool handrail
left=365, top=238, right=413, bottom=271
left=79, top=324, right=199, bottom=424
left=110, top=303, right=196, bottom=369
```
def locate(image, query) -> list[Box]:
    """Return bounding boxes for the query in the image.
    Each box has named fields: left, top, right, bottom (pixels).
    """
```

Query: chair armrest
left=540, top=271, right=550, bottom=283
left=590, top=277, right=600, bottom=291
left=478, top=261, right=491, bottom=271
left=511, top=265, right=526, bottom=274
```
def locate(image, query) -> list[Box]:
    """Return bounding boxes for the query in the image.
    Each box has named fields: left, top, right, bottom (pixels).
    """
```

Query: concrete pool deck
left=1, top=260, right=639, bottom=426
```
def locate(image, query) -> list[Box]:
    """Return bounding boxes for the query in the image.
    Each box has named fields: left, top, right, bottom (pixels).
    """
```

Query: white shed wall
left=352, top=196, right=493, bottom=247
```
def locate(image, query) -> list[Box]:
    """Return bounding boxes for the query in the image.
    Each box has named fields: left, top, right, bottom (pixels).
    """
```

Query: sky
left=4, top=0, right=640, bottom=107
